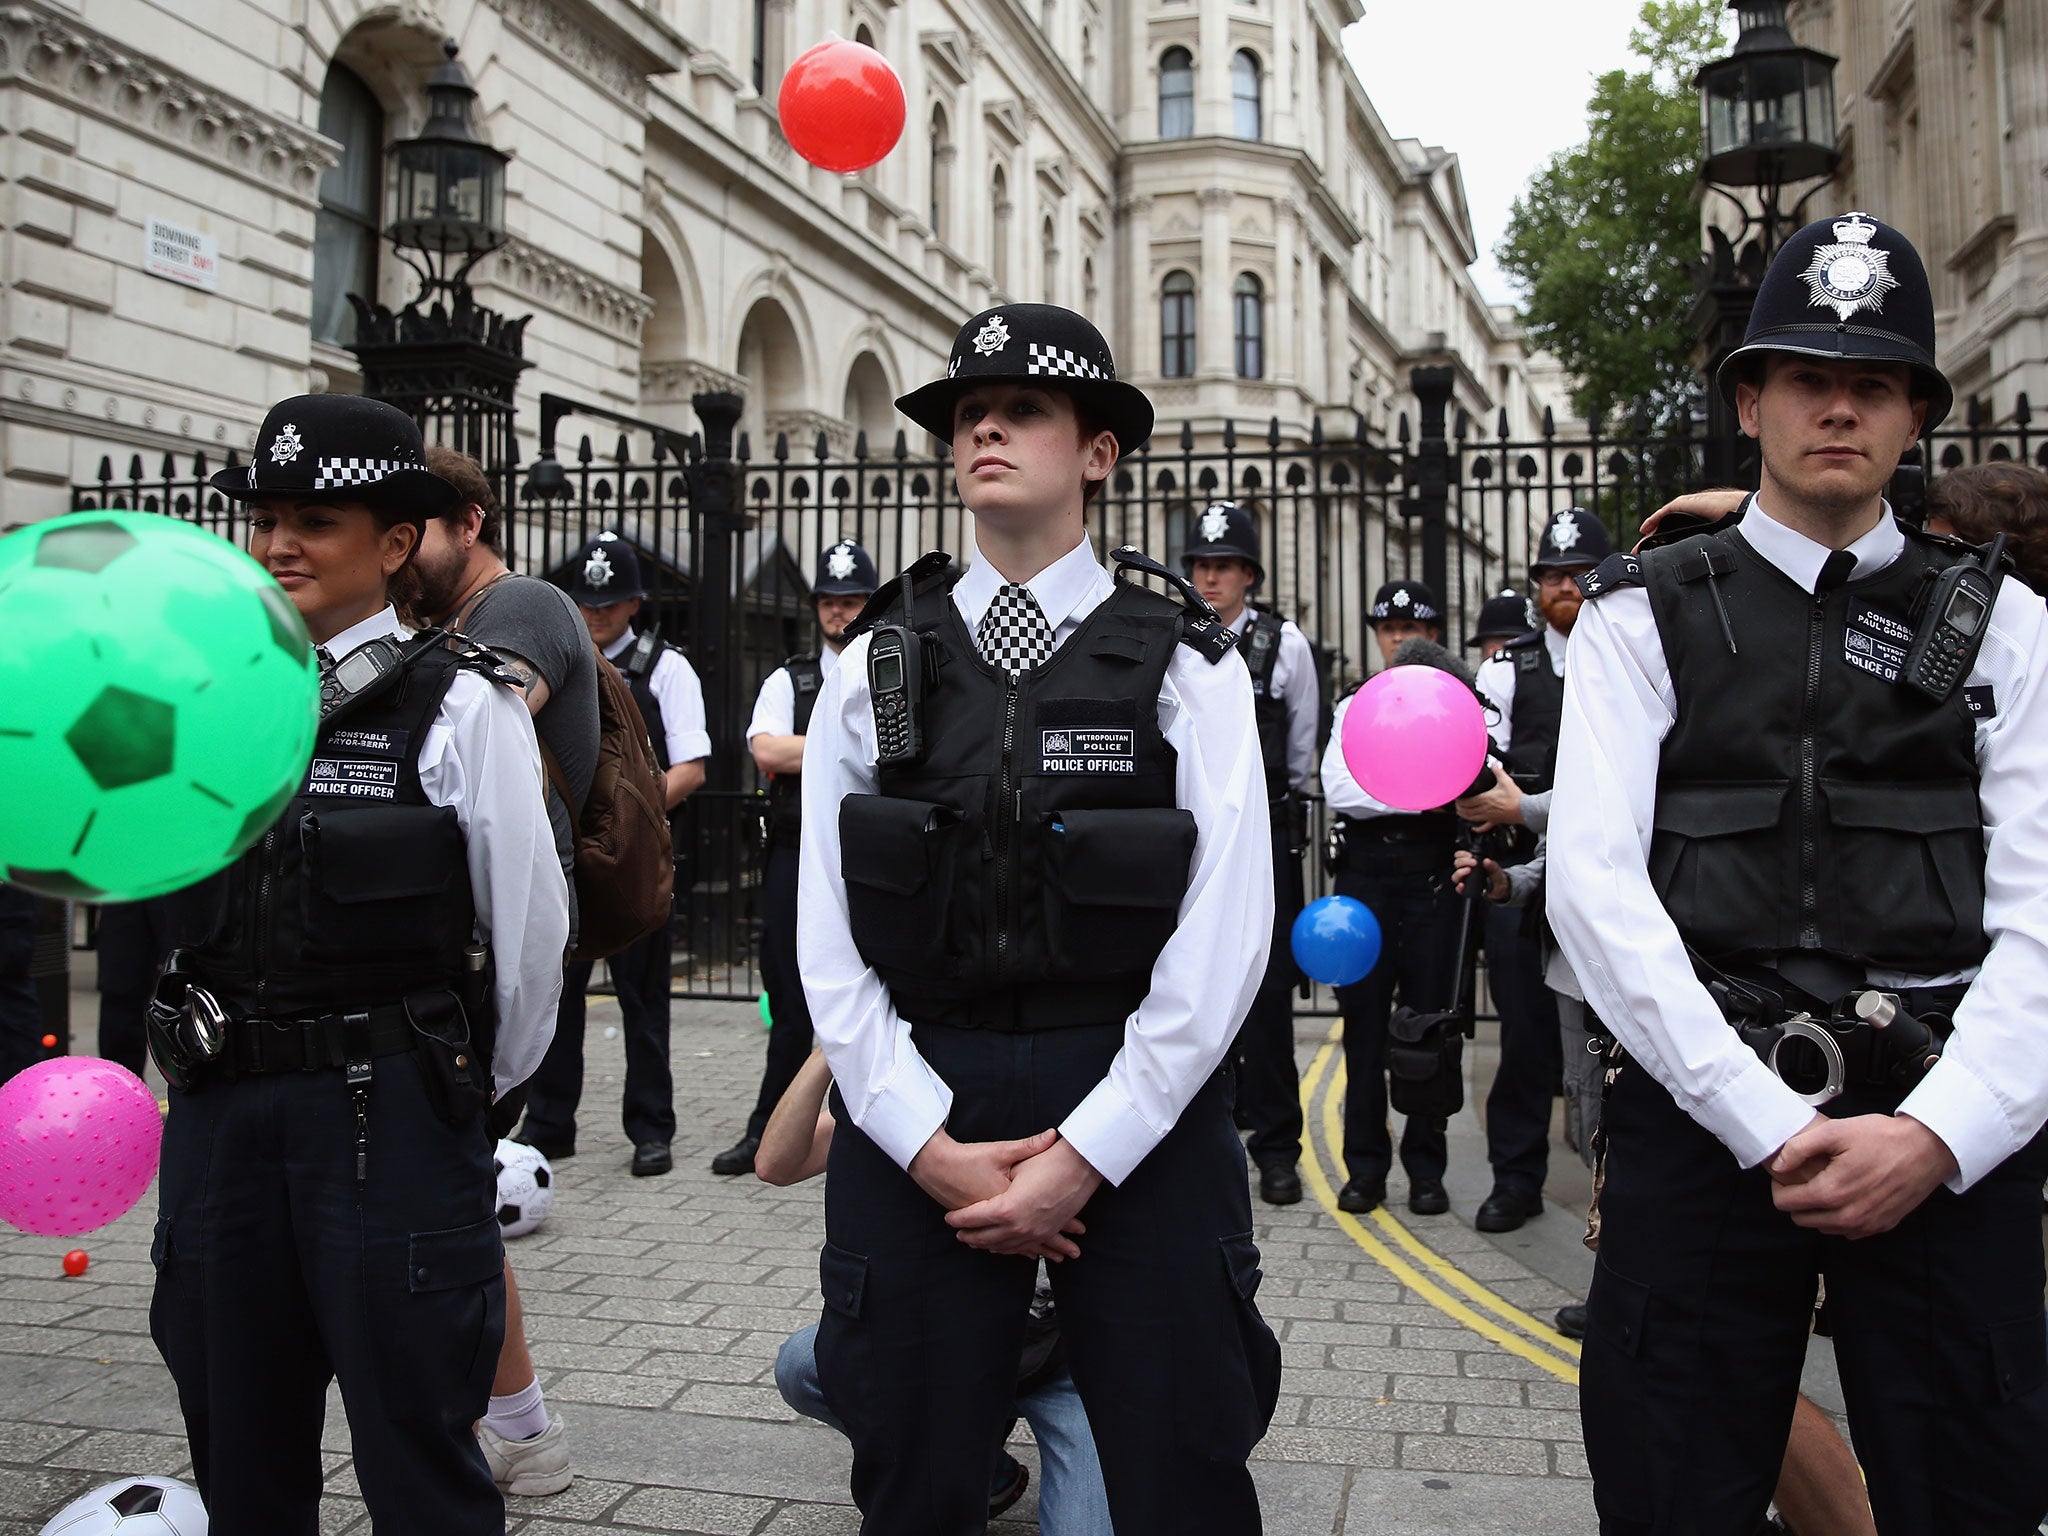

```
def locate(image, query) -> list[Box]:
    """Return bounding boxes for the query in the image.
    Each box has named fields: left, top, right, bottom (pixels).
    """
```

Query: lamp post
left=347, top=39, right=531, bottom=497
left=1691, top=0, right=1840, bottom=479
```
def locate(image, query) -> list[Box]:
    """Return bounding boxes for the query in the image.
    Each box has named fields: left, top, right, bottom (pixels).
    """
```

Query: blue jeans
left=776, top=1322, right=1114, bottom=1536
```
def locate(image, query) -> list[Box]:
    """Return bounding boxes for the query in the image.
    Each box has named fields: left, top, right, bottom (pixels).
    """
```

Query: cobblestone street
left=2, top=990, right=1766, bottom=1534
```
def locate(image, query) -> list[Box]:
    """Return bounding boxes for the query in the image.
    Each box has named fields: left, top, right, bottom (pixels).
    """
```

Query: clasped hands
left=909, top=1127, right=1105, bottom=1261
left=1767, top=1111, right=1957, bottom=1239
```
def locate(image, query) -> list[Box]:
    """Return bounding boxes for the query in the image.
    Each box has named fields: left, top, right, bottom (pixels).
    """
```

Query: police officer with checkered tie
left=1181, top=501, right=1318, bottom=1204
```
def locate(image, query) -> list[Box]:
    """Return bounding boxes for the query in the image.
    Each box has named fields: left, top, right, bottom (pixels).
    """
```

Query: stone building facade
left=1, top=0, right=1558, bottom=540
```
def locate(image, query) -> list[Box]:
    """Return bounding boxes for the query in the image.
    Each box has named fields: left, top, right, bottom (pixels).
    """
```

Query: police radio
left=868, top=624, right=925, bottom=766
left=1903, top=533, right=2005, bottom=703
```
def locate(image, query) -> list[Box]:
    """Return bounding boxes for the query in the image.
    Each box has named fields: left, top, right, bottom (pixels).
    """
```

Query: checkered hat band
left=313, top=457, right=420, bottom=487
left=1025, top=343, right=1109, bottom=381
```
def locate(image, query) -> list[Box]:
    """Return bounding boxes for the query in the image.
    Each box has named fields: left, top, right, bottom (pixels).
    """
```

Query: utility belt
left=904, top=977, right=1150, bottom=1035
left=1326, top=813, right=1455, bottom=876
left=1694, top=949, right=1961, bottom=1107
left=147, top=949, right=492, bottom=1138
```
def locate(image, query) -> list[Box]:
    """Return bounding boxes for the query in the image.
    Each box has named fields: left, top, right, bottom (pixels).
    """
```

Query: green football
left=0, top=511, right=318, bottom=901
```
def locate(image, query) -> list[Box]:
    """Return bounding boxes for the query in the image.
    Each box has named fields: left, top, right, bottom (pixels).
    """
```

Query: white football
left=40, top=1476, right=207, bottom=1535
left=494, top=1138, right=554, bottom=1238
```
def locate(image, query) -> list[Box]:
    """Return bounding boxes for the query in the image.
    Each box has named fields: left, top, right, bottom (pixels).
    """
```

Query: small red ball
left=40, top=1034, right=56, bottom=1049
left=778, top=38, right=906, bottom=175
left=61, top=1249, right=89, bottom=1277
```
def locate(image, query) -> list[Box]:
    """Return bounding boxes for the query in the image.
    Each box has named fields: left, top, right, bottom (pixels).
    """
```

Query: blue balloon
left=1290, top=895, right=1383, bottom=987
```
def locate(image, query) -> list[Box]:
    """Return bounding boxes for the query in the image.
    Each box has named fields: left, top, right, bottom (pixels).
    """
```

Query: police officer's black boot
left=710, top=1134, right=759, bottom=1175
left=1554, top=1303, right=1587, bottom=1340
left=1257, top=1161, right=1302, bottom=1205
left=1336, top=1176, right=1386, bottom=1213
left=1475, top=1184, right=1543, bottom=1233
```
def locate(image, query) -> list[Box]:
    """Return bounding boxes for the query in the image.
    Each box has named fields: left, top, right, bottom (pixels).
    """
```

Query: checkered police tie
left=977, top=582, right=1055, bottom=678
left=315, top=645, right=345, bottom=716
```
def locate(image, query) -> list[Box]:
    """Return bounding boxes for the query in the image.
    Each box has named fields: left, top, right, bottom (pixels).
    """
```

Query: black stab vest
left=840, top=576, right=1200, bottom=1031
left=1241, top=610, right=1292, bottom=802
left=190, top=639, right=477, bottom=1018
left=1499, top=631, right=1565, bottom=793
left=765, top=653, right=823, bottom=848
left=1642, top=525, right=1987, bottom=973
left=621, top=631, right=670, bottom=771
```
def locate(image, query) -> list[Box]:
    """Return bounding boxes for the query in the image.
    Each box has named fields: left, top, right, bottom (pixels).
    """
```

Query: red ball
left=778, top=38, right=906, bottom=175
left=61, top=1249, right=88, bottom=1277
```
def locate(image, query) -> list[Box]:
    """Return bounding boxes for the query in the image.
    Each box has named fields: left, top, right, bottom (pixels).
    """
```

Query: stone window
left=1160, top=48, right=1194, bottom=140
left=929, top=104, right=953, bottom=240
left=311, top=62, right=383, bottom=348
left=991, top=165, right=1012, bottom=292
left=1232, top=50, right=1261, bottom=141
left=1042, top=216, right=1059, bottom=304
left=1234, top=272, right=1264, bottom=379
left=1161, top=271, right=1196, bottom=377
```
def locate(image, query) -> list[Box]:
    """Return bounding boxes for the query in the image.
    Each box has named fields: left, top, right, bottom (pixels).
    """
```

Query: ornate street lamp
left=1691, top=0, right=1841, bottom=480
left=347, top=39, right=529, bottom=498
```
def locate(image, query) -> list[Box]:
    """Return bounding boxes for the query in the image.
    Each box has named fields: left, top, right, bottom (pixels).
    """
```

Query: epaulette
left=1110, top=545, right=1236, bottom=664
left=1637, top=505, right=1746, bottom=554
left=1498, top=628, right=1543, bottom=651
left=450, top=636, right=530, bottom=691
left=846, top=550, right=957, bottom=638
left=1575, top=552, right=1644, bottom=601
left=1902, top=517, right=2017, bottom=575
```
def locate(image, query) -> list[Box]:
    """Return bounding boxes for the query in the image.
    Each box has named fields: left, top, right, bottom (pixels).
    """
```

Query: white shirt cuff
left=1693, top=1056, right=1817, bottom=1170
left=1058, top=1079, right=1166, bottom=1187
left=1900, top=1059, right=2011, bottom=1193
left=857, top=1067, right=954, bottom=1173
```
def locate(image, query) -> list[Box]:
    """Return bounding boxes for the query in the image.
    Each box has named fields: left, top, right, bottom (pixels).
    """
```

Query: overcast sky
left=1342, top=0, right=1698, bottom=307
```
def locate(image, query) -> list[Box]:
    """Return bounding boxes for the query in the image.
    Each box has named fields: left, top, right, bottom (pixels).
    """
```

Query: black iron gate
left=72, top=380, right=2043, bottom=1005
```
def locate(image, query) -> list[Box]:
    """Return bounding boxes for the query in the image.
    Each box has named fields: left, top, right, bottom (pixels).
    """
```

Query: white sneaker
left=478, top=1410, right=573, bottom=1496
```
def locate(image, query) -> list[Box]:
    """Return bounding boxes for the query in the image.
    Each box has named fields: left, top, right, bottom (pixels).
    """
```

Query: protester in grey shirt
left=414, top=445, right=588, bottom=1498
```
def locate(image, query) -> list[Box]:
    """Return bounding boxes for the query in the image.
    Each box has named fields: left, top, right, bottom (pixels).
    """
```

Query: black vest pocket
left=840, top=794, right=966, bottom=975
left=1041, top=807, right=1197, bottom=978
left=1819, top=779, right=1984, bottom=963
left=300, top=803, right=462, bottom=962
left=1649, top=782, right=1790, bottom=956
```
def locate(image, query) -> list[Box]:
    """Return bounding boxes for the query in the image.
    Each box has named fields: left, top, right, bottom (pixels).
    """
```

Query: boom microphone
left=1389, top=636, right=1476, bottom=690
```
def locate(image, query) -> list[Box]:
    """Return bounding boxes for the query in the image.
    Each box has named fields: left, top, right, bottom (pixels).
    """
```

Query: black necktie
left=1815, top=550, right=1857, bottom=593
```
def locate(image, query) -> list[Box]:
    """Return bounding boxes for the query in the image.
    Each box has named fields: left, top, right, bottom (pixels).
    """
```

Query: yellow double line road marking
left=1297, top=1023, right=1583, bottom=1384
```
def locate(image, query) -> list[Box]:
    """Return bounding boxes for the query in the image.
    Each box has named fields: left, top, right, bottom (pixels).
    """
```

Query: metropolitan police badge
left=972, top=316, right=1011, bottom=356
left=1799, top=213, right=1898, bottom=323
left=270, top=423, right=304, bottom=465
left=1200, top=506, right=1232, bottom=544
left=826, top=543, right=857, bottom=581
left=584, top=547, right=615, bottom=590
left=1548, top=512, right=1580, bottom=552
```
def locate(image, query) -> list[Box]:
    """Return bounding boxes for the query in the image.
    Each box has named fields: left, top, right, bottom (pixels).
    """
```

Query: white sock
left=484, top=1379, right=550, bottom=1442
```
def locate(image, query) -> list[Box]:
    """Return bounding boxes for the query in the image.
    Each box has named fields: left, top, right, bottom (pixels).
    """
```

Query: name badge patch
left=1964, top=684, right=1997, bottom=719
left=1842, top=599, right=1912, bottom=684
left=303, top=728, right=408, bottom=800
left=1041, top=727, right=1136, bottom=774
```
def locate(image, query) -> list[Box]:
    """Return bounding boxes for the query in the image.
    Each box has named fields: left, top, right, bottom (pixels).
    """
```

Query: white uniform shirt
left=1475, top=625, right=1568, bottom=835
left=797, top=537, right=1274, bottom=1186
left=325, top=607, right=570, bottom=1097
left=605, top=631, right=711, bottom=764
left=1229, top=606, right=1318, bottom=796
left=1319, top=690, right=1417, bottom=822
left=746, top=645, right=845, bottom=740
left=1549, top=502, right=2048, bottom=1191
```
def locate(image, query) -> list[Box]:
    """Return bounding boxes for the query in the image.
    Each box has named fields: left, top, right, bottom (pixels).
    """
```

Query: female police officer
left=148, top=394, right=569, bottom=1535
left=797, top=305, right=1281, bottom=1533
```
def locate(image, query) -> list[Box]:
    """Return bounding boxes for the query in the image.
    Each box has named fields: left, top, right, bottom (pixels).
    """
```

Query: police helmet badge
left=584, top=547, right=615, bottom=590
left=1799, top=213, right=1899, bottom=323
left=1200, top=505, right=1233, bottom=544
left=1548, top=512, right=1581, bottom=552
left=826, top=543, right=857, bottom=581
left=1392, top=588, right=1412, bottom=609
left=972, top=316, right=1011, bottom=356
left=269, top=423, right=304, bottom=465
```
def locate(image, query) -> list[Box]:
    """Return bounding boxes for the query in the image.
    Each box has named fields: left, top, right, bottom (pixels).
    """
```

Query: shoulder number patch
left=1576, top=552, right=1642, bottom=600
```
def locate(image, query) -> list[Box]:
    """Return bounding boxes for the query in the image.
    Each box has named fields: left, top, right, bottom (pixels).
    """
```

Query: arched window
left=1081, top=25, right=1096, bottom=97
left=1234, top=272, right=1264, bottom=379
left=928, top=104, right=952, bottom=241
left=752, top=0, right=769, bottom=92
left=991, top=165, right=1011, bottom=292
left=1161, top=271, right=1196, bottom=378
left=1159, top=47, right=1194, bottom=140
left=1041, top=216, right=1059, bottom=304
left=1083, top=256, right=1098, bottom=315
left=1232, top=50, right=1262, bottom=140
left=311, top=62, right=383, bottom=348
left=854, top=22, right=874, bottom=48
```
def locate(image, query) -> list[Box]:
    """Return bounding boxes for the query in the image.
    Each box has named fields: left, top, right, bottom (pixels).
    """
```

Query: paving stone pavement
left=0, top=992, right=1652, bottom=1534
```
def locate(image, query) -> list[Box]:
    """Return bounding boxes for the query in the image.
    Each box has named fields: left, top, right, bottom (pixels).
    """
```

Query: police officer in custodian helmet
left=1550, top=212, right=2048, bottom=1534
left=149, top=395, right=570, bottom=1534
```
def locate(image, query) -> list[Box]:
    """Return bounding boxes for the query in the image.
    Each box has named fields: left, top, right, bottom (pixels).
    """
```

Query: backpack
left=544, top=646, right=675, bottom=962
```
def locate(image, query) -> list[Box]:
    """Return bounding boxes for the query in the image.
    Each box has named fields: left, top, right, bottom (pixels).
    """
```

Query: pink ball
left=0, top=1057, right=162, bottom=1237
left=1340, top=664, right=1490, bottom=812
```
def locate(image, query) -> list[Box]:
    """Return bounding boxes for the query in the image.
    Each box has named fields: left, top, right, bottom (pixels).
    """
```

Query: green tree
left=1497, top=1, right=1728, bottom=426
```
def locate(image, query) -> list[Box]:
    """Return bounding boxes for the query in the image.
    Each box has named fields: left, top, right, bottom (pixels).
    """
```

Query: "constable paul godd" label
left=1843, top=598, right=1911, bottom=685
left=1041, top=727, right=1135, bottom=774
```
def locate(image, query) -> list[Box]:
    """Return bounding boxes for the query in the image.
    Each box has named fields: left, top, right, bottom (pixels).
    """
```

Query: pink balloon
left=1340, top=664, right=1489, bottom=812
left=0, top=1057, right=162, bottom=1237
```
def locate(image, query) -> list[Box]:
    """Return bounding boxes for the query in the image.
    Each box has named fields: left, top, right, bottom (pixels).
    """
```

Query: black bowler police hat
left=1717, top=211, right=1952, bottom=434
left=564, top=531, right=646, bottom=607
left=211, top=394, right=457, bottom=522
left=1467, top=589, right=1535, bottom=648
left=895, top=303, right=1154, bottom=455
left=1368, top=578, right=1442, bottom=626
left=814, top=539, right=879, bottom=598
left=1530, top=507, right=1612, bottom=576
left=1182, top=501, right=1264, bottom=585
